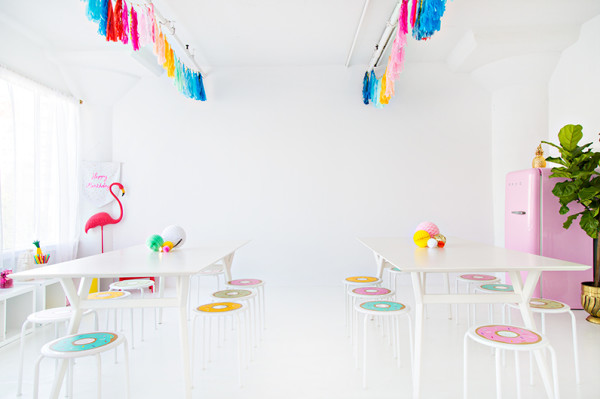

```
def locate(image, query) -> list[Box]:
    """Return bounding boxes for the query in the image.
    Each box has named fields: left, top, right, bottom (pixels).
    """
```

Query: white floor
left=1, top=281, right=599, bottom=399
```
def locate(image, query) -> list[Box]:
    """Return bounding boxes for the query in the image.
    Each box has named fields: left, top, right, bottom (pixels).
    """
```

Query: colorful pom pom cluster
left=413, top=221, right=446, bottom=248
left=146, top=225, right=186, bottom=252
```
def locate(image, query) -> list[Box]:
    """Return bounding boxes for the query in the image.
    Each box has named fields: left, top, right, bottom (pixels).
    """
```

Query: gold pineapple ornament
left=532, top=144, right=546, bottom=168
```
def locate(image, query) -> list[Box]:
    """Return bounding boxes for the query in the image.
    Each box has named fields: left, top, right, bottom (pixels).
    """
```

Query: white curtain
left=0, top=66, right=80, bottom=270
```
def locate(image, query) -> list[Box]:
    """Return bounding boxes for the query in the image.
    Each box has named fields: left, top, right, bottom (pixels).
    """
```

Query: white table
left=9, top=241, right=249, bottom=399
left=358, top=237, right=590, bottom=399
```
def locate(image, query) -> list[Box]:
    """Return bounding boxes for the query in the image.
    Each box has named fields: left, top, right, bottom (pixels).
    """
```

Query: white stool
left=87, top=291, right=131, bottom=357
left=348, top=287, right=395, bottom=358
left=191, top=302, right=249, bottom=387
left=474, top=283, right=514, bottom=324
left=33, top=331, right=130, bottom=399
left=355, top=300, right=413, bottom=388
left=343, top=276, right=382, bottom=337
left=189, top=263, right=225, bottom=318
left=464, top=324, right=559, bottom=399
left=227, top=279, right=265, bottom=333
left=109, top=279, right=156, bottom=347
left=455, top=274, right=500, bottom=325
left=506, top=298, right=580, bottom=384
left=211, top=289, right=259, bottom=356
left=17, top=307, right=99, bottom=396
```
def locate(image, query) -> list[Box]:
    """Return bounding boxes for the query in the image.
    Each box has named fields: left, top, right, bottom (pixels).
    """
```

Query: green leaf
left=558, top=124, right=584, bottom=152
left=559, top=204, right=570, bottom=215
left=553, top=181, right=578, bottom=198
left=579, top=211, right=600, bottom=238
left=548, top=169, right=573, bottom=178
left=545, top=156, right=567, bottom=167
left=579, top=186, right=600, bottom=201
left=563, top=213, right=580, bottom=229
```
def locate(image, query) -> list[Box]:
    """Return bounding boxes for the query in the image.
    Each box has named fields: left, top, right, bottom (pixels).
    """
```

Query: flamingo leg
left=101, top=225, right=104, bottom=253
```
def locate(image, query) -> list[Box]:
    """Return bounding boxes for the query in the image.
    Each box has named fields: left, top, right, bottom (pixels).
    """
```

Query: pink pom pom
left=415, top=221, right=440, bottom=237
left=163, top=246, right=170, bottom=253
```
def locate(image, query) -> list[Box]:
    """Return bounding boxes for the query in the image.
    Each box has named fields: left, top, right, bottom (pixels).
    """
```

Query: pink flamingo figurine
left=85, top=182, right=125, bottom=253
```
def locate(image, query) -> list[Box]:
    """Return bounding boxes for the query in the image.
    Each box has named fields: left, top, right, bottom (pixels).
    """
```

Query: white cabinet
left=16, top=278, right=66, bottom=311
left=0, top=285, right=35, bottom=347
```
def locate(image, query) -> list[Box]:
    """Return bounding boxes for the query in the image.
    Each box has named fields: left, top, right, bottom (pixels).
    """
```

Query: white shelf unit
left=15, top=278, right=66, bottom=311
left=0, top=285, right=35, bottom=348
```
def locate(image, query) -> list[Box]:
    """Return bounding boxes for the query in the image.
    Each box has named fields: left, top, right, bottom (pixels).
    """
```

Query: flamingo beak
left=121, top=189, right=126, bottom=196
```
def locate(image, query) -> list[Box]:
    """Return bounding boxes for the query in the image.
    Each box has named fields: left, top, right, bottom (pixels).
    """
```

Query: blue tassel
left=83, top=0, right=102, bottom=22
left=198, top=74, right=206, bottom=101
left=97, top=0, right=109, bottom=37
left=413, top=0, right=446, bottom=40
left=362, top=72, right=370, bottom=105
left=368, top=70, right=377, bottom=105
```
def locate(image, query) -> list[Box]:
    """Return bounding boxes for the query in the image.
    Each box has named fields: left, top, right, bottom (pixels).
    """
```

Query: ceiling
left=1, top=0, right=599, bottom=79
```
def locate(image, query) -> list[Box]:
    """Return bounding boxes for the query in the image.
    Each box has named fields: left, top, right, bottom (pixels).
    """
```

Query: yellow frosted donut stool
left=464, top=325, right=559, bottom=399
left=191, top=302, right=249, bottom=387
left=109, top=279, right=157, bottom=348
left=32, top=332, right=130, bottom=399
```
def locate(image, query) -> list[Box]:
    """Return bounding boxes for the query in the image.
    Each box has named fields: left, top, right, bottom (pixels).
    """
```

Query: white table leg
left=222, top=253, right=235, bottom=282
left=176, top=276, right=193, bottom=399
left=374, top=253, right=386, bottom=279
left=158, top=276, right=165, bottom=324
left=510, top=271, right=555, bottom=399
left=410, top=272, right=424, bottom=399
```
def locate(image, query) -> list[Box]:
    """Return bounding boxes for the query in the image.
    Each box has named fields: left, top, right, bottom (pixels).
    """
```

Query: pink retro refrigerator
left=505, top=168, right=592, bottom=308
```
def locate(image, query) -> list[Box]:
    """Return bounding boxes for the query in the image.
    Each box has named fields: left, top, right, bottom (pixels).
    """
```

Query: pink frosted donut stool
left=464, top=324, right=559, bottom=399
left=227, top=279, right=266, bottom=333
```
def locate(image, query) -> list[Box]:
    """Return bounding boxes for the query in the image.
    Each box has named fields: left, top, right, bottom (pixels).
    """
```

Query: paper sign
left=81, top=161, right=121, bottom=208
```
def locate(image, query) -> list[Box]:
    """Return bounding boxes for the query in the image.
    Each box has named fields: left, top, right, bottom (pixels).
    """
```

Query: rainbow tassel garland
left=363, top=0, right=448, bottom=108
left=80, top=0, right=206, bottom=101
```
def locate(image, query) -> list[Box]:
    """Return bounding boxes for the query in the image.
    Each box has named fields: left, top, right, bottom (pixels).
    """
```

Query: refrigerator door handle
left=511, top=211, right=527, bottom=215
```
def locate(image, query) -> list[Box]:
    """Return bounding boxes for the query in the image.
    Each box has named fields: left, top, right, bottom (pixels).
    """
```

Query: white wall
left=112, top=64, right=493, bottom=285
left=549, top=15, right=600, bottom=149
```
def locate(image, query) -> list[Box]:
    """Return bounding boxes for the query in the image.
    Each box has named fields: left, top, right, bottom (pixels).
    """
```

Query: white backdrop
left=111, top=64, right=493, bottom=285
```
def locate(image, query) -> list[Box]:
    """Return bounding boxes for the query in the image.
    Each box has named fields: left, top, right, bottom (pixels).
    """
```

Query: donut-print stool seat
left=354, top=300, right=412, bottom=388
left=505, top=298, right=580, bottom=384
left=464, top=324, right=559, bottom=399
left=88, top=290, right=131, bottom=300
left=458, top=274, right=499, bottom=283
left=212, top=289, right=256, bottom=300
left=349, top=286, right=393, bottom=298
left=32, top=332, right=130, bottom=398
left=343, top=277, right=383, bottom=338
left=226, top=278, right=266, bottom=333
left=476, top=283, right=514, bottom=293
left=191, top=302, right=249, bottom=387
left=17, top=307, right=99, bottom=396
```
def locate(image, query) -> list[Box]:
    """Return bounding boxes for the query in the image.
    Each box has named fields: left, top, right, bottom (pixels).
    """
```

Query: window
left=0, top=67, right=79, bottom=269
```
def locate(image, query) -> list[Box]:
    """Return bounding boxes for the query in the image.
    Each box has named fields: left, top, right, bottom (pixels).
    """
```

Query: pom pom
left=427, top=238, right=438, bottom=248
left=146, top=234, right=164, bottom=252
left=434, top=234, right=447, bottom=248
left=413, top=230, right=431, bottom=248
left=415, top=222, right=440, bottom=238
left=162, top=225, right=186, bottom=249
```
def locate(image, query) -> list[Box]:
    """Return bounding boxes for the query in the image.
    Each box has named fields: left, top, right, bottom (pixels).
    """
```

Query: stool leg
left=130, top=307, right=135, bottom=349
left=406, top=315, right=414, bottom=373
left=236, top=314, right=243, bottom=387
left=463, top=334, right=469, bottom=399
left=515, top=351, right=521, bottom=399
left=17, top=320, right=31, bottom=396
left=140, top=289, right=145, bottom=342
left=344, top=284, right=349, bottom=337
left=455, top=280, right=460, bottom=325
left=68, top=359, right=74, bottom=398
left=362, top=312, right=368, bottom=389
left=444, top=273, right=452, bottom=320
left=529, top=352, right=534, bottom=385
left=191, top=316, right=198, bottom=381
left=96, top=354, right=102, bottom=399
left=495, top=348, right=502, bottom=399
left=548, top=346, right=560, bottom=399
left=123, top=337, right=131, bottom=399
left=33, top=356, right=44, bottom=399
left=568, top=310, right=580, bottom=384
left=260, top=286, right=266, bottom=330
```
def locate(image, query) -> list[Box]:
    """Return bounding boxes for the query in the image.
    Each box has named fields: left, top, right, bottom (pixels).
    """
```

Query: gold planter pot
left=582, top=282, right=600, bottom=324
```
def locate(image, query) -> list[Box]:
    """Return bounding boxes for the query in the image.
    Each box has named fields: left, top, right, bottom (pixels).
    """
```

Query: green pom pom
left=146, top=235, right=164, bottom=252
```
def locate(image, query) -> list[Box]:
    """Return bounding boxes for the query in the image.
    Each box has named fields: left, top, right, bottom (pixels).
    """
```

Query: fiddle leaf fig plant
left=542, top=124, right=600, bottom=239
left=542, top=124, right=600, bottom=286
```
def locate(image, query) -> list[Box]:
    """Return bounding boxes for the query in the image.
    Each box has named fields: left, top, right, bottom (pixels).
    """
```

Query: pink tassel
left=385, top=0, right=409, bottom=95
left=411, top=0, right=418, bottom=28
left=130, top=6, right=139, bottom=50
left=400, top=0, right=409, bottom=34
left=149, top=3, right=156, bottom=43
left=121, top=0, right=128, bottom=44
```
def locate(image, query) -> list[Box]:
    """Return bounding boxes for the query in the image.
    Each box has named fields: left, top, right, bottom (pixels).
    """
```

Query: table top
left=358, top=237, right=591, bottom=273
left=9, top=241, right=250, bottom=280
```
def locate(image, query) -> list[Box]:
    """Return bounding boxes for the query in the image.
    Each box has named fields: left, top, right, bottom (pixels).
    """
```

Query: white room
left=1, top=1, right=600, bottom=398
